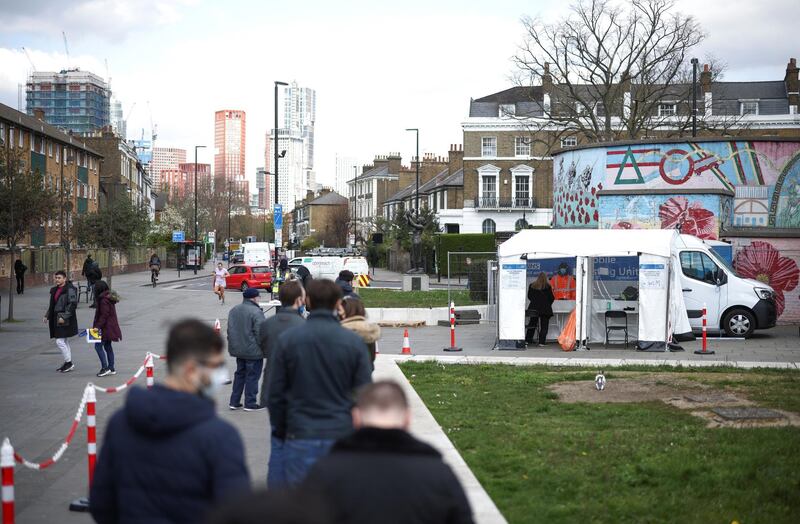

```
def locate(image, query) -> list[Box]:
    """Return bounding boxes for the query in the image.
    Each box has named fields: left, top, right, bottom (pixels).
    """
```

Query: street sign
left=275, top=229, right=283, bottom=246
left=274, top=204, right=283, bottom=228
left=207, top=231, right=216, bottom=244
left=172, top=230, right=185, bottom=242
left=349, top=234, right=355, bottom=246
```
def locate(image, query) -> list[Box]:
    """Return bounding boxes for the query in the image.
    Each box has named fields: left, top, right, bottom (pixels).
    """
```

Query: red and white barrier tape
left=86, top=387, right=97, bottom=487
left=13, top=385, right=89, bottom=470
left=92, top=353, right=154, bottom=394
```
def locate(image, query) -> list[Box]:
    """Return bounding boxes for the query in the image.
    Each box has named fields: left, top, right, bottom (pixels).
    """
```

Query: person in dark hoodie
left=334, top=270, right=358, bottom=299
left=14, top=258, right=26, bottom=294
left=89, top=319, right=250, bottom=524
left=303, top=381, right=474, bottom=524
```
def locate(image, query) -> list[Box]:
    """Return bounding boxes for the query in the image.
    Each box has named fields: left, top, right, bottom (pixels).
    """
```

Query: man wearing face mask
left=549, top=262, right=577, bottom=300
left=90, top=319, right=250, bottom=524
left=258, top=280, right=306, bottom=488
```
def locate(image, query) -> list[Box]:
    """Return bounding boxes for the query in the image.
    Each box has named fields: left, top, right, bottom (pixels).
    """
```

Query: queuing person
left=90, top=319, right=250, bottom=524
left=550, top=262, right=576, bottom=300
left=526, top=272, right=555, bottom=347
left=92, top=280, right=122, bottom=377
left=334, top=270, right=359, bottom=299
left=258, top=280, right=306, bottom=488
left=267, top=279, right=372, bottom=487
left=14, top=257, right=26, bottom=294
left=338, top=295, right=380, bottom=366
left=303, top=381, right=474, bottom=524
left=214, top=262, right=230, bottom=304
left=206, top=487, right=332, bottom=524
left=228, top=287, right=266, bottom=411
left=43, top=270, right=79, bottom=373
left=295, top=264, right=312, bottom=288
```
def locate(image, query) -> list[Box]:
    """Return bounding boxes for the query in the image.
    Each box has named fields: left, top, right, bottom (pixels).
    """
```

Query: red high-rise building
left=214, top=110, right=248, bottom=201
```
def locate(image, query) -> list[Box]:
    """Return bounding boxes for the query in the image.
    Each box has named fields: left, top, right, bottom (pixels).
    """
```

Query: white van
left=242, top=242, right=274, bottom=266
left=676, top=235, right=776, bottom=338
left=288, top=256, right=370, bottom=281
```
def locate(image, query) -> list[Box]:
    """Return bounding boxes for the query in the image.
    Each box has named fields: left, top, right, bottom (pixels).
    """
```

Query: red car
left=225, top=264, right=272, bottom=292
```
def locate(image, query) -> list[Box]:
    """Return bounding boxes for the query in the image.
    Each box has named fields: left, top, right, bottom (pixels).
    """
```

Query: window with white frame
left=482, top=218, right=496, bottom=234
left=560, top=136, right=577, bottom=148
left=511, top=165, right=533, bottom=208
left=740, top=100, right=759, bottom=116
left=48, top=141, right=53, bottom=157
left=478, top=165, right=500, bottom=207
left=19, top=130, right=24, bottom=148
left=8, top=128, right=13, bottom=147
left=481, top=137, right=497, bottom=157
left=0, top=123, right=4, bottom=145
left=440, top=190, right=446, bottom=210
left=499, top=103, right=515, bottom=117
left=515, top=137, right=531, bottom=157
left=658, top=103, right=677, bottom=117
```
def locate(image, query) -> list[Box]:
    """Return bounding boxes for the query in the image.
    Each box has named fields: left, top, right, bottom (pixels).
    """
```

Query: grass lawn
left=356, top=288, right=478, bottom=308
left=401, top=362, right=800, bottom=523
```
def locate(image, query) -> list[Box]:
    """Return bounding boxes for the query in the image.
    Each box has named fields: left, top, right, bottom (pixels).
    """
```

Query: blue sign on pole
left=274, top=204, right=283, bottom=228
left=172, top=230, right=185, bottom=242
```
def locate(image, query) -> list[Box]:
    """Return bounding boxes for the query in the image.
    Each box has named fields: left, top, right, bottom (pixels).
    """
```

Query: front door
left=679, top=251, right=726, bottom=331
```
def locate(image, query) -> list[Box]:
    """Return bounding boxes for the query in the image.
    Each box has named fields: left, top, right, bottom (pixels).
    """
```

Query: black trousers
left=15, top=274, right=24, bottom=294
left=526, top=314, right=551, bottom=344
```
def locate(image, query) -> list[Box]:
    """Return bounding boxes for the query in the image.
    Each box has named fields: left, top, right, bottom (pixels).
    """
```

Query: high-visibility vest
left=550, top=274, right=576, bottom=300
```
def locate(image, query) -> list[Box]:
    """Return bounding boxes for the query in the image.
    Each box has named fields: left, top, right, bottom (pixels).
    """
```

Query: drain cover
left=711, top=407, right=785, bottom=421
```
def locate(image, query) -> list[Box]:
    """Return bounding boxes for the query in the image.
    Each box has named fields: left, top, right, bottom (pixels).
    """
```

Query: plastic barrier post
left=694, top=303, right=715, bottom=355
left=146, top=354, right=155, bottom=389
left=443, top=301, right=462, bottom=352
left=69, top=386, right=95, bottom=512
left=1, top=439, right=14, bottom=524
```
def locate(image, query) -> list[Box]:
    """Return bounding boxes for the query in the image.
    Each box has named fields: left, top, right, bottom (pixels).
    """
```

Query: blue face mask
left=298, top=305, right=306, bottom=315
left=559, top=268, right=567, bottom=276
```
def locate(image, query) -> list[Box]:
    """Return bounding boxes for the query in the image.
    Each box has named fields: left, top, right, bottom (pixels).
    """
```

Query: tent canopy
left=498, top=229, right=679, bottom=259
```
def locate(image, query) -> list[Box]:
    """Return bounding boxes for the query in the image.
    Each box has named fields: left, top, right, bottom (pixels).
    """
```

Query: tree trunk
left=107, top=247, right=113, bottom=287
left=6, top=245, right=15, bottom=322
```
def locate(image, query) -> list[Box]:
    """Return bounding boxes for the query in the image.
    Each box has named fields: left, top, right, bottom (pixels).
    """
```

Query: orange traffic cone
left=214, top=318, right=221, bottom=333
left=401, top=329, right=412, bottom=355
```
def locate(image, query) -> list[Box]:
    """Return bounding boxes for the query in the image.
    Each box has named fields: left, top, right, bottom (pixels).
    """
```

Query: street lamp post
left=405, top=128, right=420, bottom=215
left=351, top=165, right=358, bottom=246
left=691, top=57, right=699, bottom=138
left=193, top=145, right=206, bottom=274
left=228, top=181, right=232, bottom=260
left=273, top=80, right=288, bottom=269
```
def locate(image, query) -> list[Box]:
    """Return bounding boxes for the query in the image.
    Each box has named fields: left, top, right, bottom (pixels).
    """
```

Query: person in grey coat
left=258, top=280, right=306, bottom=489
left=227, top=288, right=266, bottom=411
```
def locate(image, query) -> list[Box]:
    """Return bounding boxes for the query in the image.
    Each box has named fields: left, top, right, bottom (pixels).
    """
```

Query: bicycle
left=150, top=266, right=160, bottom=287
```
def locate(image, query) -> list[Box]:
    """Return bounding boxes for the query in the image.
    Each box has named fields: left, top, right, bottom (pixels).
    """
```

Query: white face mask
left=199, top=366, right=229, bottom=400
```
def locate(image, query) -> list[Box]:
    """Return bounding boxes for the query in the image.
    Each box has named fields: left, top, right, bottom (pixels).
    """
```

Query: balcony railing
left=476, top=196, right=536, bottom=209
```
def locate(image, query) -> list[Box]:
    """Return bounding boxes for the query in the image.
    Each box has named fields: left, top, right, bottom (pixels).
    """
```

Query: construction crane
left=147, top=100, right=158, bottom=143
left=21, top=47, right=36, bottom=71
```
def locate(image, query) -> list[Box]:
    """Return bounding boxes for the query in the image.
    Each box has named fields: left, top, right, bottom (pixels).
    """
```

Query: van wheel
left=722, top=309, right=755, bottom=338
left=240, top=282, right=249, bottom=292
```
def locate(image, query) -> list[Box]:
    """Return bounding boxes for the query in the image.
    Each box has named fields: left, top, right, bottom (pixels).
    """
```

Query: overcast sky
left=1, top=0, right=798, bottom=191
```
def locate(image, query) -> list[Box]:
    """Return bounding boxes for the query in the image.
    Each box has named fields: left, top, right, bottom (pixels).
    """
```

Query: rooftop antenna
left=62, top=31, right=70, bottom=67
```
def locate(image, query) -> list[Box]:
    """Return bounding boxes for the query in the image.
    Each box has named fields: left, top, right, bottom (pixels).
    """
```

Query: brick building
left=292, top=189, right=349, bottom=246
left=1, top=103, right=102, bottom=247
left=214, top=110, right=248, bottom=201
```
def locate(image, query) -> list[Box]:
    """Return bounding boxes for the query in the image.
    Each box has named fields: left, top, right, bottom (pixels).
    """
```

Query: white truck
left=242, top=242, right=275, bottom=266
left=288, top=255, right=370, bottom=281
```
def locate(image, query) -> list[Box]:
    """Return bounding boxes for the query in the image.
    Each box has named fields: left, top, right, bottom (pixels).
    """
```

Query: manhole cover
left=685, top=393, right=739, bottom=403
left=711, top=407, right=785, bottom=421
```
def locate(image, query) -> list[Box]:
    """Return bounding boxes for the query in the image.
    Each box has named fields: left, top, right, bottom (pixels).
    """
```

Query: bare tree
left=320, top=204, right=350, bottom=247
left=512, top=0, right=745, bottom=147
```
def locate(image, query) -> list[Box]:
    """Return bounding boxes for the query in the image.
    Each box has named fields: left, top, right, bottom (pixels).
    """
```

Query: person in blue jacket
left=89, top=319, right=250, bottom=524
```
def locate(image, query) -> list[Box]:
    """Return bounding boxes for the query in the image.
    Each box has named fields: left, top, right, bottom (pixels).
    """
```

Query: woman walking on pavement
left=44, top=270, right=79, bottom=373
left=213, top=262, right=230, bottom=304
left=527, top=272, right=555, bottom=347
left=92, top=280, right=122, bottom=377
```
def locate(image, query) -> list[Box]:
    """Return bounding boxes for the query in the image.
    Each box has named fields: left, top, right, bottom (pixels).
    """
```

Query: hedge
left=435, top=233, right=496, bottom=278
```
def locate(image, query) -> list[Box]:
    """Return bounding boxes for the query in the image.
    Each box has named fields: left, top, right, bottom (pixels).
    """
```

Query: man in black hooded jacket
left=90, top=319, right=250, bottom=524
left=303, top=380, right=473, bottom=524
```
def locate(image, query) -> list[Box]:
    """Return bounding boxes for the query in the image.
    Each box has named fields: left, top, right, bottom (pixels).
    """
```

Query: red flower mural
left=734, top=241, right=799, bottom=317
left=658, top=197, right=718, bottom=240
left=612, top=221, right=641, bottom=230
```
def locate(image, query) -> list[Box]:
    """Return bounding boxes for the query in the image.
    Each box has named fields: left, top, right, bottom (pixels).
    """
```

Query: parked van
left=676, top=235, right=776, bottom=338
left=288, top=256, right=370, bottom=281
left=242, top=242, right=274, bottom=266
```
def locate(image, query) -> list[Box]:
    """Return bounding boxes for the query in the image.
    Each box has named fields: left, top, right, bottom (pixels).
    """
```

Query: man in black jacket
left=334, top=270, right=358, bottom=299
left=90, top=319, right=250, bottom=524
left=43, top=270, right=79, bottom=372
left=259, top=281, right=306, bottom=488
left=267, top=279, right=372, bottom=488
left=14, top=258, right=26, bottom=294
left=303, top=381, right=474, bottom=524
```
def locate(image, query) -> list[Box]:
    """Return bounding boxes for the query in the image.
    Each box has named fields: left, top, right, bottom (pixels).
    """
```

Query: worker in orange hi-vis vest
left=549, top=262, right=576, bottom=300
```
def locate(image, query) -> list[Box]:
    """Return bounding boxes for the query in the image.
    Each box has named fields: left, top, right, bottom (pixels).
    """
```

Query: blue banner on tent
left=526, top=256, right=639, bottom=281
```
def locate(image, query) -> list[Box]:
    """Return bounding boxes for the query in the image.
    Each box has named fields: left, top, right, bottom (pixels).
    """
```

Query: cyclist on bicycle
left=149, top=253, right=162, bottom=282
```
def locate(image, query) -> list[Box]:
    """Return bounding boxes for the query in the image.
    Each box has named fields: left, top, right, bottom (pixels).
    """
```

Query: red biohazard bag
left=558, top=309, right=577, bottom=351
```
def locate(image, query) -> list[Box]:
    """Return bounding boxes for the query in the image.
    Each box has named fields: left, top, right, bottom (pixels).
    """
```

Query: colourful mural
left=554, top=139, right=800, bottom=322
left=598, top=194, right=723, bottom=240
left=554, top=139, right=800, bottom=229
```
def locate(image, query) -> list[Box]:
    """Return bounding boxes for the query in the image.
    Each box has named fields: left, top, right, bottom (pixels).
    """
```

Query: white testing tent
left=497, top=229, right=694, bottom=350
